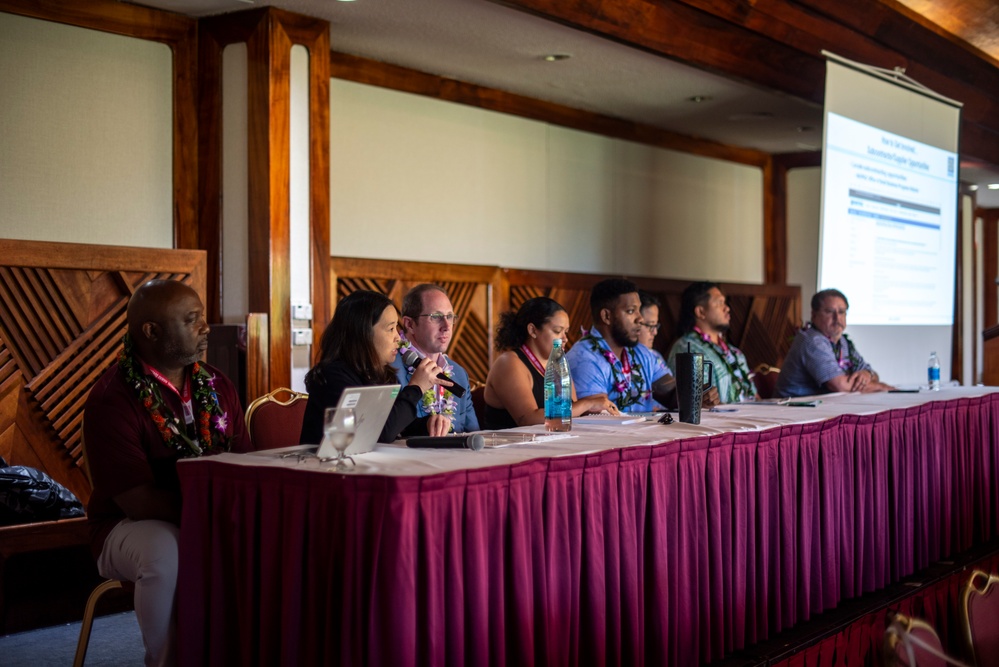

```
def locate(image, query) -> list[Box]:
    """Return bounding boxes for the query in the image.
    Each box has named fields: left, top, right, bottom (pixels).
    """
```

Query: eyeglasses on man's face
left=641, top=322, right=661, bottom=333
left=418, top=312, right=458, bottom=324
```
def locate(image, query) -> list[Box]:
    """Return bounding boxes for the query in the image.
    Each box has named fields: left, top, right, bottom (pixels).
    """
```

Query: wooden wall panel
left=332, top=259, right=499, bottom=387
left=506, top=270, right=801, bottom=369
left=0, top=240, right=206, bottom=505
left=199, top=7, right=331, bottom=391
left=332, top=258, right=801, bottom=390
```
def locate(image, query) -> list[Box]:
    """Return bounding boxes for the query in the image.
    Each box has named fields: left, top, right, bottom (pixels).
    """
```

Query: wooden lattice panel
left=0, top=240, right=206, bottom=505
left=332, top=260, right=497, bottom=386
left=505, top=269, right=801, bottom=371
left=510, top=285, right=593, bottom=344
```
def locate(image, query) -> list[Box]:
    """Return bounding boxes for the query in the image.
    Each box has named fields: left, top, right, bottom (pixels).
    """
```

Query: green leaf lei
left=689, top=328, right=756, bottom=402
left=397, top=335, right=457, bottom=426
left=118, top=333, right=232, bottom=458
left=839, top=333, right=866, bottom=372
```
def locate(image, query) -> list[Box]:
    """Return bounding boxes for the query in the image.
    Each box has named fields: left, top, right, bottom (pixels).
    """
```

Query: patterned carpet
left=0, top=611, right=144, bottom=666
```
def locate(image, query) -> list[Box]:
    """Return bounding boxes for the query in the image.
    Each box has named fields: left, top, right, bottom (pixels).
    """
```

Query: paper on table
left=480, top=432, right=577, bottom=448
left=573, top=414, right=647, bottom=425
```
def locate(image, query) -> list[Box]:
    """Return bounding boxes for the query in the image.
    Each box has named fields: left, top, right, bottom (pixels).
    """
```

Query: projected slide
left=819, top=113, right=957, bottom=325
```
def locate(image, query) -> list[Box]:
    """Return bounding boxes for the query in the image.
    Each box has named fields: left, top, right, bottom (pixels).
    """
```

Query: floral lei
left=118, top=333, right=231, bottom=458
left=397, top=335, right=457, bottom=425
left=804, top=324, right=864, bottom=372
left=579, top=328, right=649, bottom=410
left=690, top=328, right=756, bottom=402
left=837, top=333, right=865, bottom=372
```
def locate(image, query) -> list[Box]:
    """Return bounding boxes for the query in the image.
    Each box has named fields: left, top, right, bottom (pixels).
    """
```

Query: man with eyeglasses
left=638, top=291, right=667, bottom=367
left=776, top=288, right=894, bottom=398
left=667, top=281, right=756, bottom=404
left=390, top=283, right=479, bottom=433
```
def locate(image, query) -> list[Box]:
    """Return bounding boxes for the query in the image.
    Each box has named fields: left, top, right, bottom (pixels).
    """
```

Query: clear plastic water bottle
left=928, top=351, right=941, bottom=391
left=544, top=338, right=572, bottom=432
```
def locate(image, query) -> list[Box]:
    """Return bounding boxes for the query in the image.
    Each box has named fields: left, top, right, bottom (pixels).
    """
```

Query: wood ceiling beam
left=492, top=0, right=999, bottom=166
left=493, top=0, right=825, bottom=102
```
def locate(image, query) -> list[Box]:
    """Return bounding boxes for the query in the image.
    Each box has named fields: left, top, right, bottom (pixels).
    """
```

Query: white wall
left=289, top=45, right=312, bottom=392
left=329, top=79, right=765, bottom=283
left=787, top=166, right=821, bottom=321
left=0, top=12, right=173, bottom=247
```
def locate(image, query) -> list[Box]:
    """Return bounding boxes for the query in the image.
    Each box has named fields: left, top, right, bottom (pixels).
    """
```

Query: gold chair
left=884, top=612, right=964, bottom=667
left=245, top=387, right=309, bottom=450
left=73, top=579, right=130, bottom=667
left=960, top=569, right=999, bottom=667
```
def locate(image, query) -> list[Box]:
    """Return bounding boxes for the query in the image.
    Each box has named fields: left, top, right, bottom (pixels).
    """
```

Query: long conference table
left=176, top=388, right=999, bottom=666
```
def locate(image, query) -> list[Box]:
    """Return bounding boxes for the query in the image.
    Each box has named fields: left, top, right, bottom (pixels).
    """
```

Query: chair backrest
left=961, top=570, right=999, bottom=667
left=752, top=364, right=781, bottom=400
left=470, top=385, right=486, bottom=430
left=245, top=388, right=309, bottom=451
left=884, top=613, right=951, bottom=667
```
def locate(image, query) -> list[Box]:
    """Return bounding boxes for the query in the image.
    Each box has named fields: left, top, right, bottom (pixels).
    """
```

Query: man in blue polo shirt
left=776, top=288, right=894, bottom=398
left=567, top=278, right=718, bottom=412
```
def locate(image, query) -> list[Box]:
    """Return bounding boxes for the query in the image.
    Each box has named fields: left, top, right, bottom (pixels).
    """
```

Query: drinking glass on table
left=322, top=407, right=357, bottom=470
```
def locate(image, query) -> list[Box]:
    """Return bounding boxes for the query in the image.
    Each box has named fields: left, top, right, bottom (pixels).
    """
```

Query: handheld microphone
left=406, top=434, right=485, bottom=451
left=401, top=350, right=467, bottom=398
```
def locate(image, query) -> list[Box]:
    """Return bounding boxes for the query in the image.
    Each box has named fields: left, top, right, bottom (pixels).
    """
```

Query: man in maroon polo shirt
left=84, top=279, right=251, bottom=667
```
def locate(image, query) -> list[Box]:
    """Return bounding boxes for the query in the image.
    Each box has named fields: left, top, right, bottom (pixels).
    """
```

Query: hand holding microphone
left=402, top=350, right=467, bottom=398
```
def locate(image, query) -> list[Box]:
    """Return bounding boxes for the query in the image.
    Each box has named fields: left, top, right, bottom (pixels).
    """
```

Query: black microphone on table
left=401, top=349, right=467, bottom=398
left=406, top=434, right=485, bottom=451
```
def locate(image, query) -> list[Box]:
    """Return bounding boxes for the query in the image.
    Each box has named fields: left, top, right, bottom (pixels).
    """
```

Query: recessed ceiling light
left=543, top=54, right=571, bottom=62
left=969, top=184, right=979, bottom=191
left=687, top=95, right=712, bottom=103
left=988, top=184, right=999, bottom=190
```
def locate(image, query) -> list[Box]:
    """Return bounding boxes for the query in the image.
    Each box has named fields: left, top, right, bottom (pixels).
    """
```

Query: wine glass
left=322, top=407, right=357, bottom=470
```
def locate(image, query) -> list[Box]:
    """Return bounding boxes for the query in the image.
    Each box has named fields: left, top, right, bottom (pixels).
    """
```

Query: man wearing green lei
left=668, top=281, right=758, bottom=404
left=84, top=280, right=250, bottom=666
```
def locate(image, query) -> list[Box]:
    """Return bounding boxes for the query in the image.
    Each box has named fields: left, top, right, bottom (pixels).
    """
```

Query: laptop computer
left=315, top=384, right=401, bottom=458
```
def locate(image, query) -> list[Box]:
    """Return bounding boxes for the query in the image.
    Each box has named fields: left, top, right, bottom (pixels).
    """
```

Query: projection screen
left=818, top=53, right=962, bottom=386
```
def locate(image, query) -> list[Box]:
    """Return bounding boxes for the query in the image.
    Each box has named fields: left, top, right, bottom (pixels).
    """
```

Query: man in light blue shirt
left=567, top=279, right=706, bottom=412
left=389, top=284, right=479, bottom=432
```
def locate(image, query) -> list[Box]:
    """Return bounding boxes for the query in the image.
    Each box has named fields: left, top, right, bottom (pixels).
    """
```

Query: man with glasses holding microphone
left=391, top=284, right=480, bottom=433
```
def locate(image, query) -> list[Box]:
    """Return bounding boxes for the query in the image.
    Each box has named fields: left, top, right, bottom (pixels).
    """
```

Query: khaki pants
left=97, top=518, right=178, bottom=667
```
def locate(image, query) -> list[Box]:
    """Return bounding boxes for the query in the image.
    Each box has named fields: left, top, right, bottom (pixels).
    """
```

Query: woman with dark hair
left=299, top=290, right=452, bottom=444
left=482, top=297, right=619, bottom=429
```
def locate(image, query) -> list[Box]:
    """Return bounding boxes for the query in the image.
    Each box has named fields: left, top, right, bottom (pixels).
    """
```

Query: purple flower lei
left=579, top=329, right=649, bottom=410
